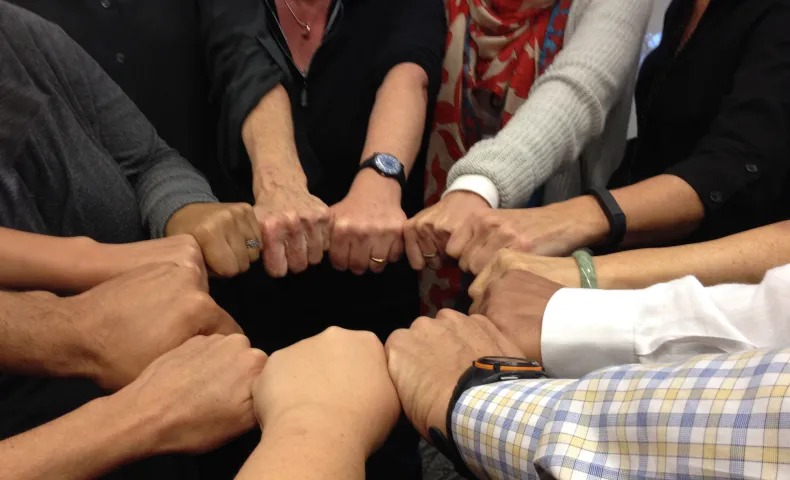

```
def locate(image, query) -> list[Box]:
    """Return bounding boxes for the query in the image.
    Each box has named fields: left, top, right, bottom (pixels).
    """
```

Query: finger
left=445, top=221, right=474, bottom=259
left=416, top=232, right=442, bottom=270
left=467, top=265, right=492, bottom=306
left=369, top=236, right=391, bottom=274
left=203, top=236, right=241, bottom=278
left=240, top=206, right=263, bottom=264
left=329, top=220, right=351, bottom=271
left=458, top=227, right=485, bottom=273
left=226, top=229, right=251, bottom=274
left=205, top=309, right=244, bottom=336
left=263, top=237, right=288, bottom=278
left=284, top=218, right=309, bottom=274
left=403, top=221, right=426, bottom=270
left=469, top=240, right=502, bottom=276
left=304, top=219, right=325, bottom=265
left=349, top=234, right=372, bottom=276
left=388, top=235, right=405, bottom=264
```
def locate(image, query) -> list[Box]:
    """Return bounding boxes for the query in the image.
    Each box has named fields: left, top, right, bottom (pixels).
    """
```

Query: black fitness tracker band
left=585, top=187, right=626, bottom=253
left=428, top=357, right=547, bottom=479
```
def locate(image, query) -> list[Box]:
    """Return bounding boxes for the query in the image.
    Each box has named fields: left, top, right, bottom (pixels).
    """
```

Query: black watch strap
left=585, top=187, right=626, bottom=254
left=427, top=360, right=547, bottom=479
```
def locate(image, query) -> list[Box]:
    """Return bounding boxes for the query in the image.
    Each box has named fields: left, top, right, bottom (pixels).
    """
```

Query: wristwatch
left=359, top=153, right=406, bottom=188
left=428, top=357, right=547, bottom=479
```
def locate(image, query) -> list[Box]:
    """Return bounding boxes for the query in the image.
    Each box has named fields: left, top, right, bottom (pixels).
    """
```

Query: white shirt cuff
left=541, top=288, right=640, bottom=378
left=443, top=175, right=500, bottom=208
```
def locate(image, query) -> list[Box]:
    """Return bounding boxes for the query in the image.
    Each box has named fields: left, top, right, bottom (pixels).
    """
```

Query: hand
left=64, top=263, right=243, bottom=391
left=385, top=309, right=523, bottom=438
left=253, top=327, right=401, bottom=456
left=449, top=198, right=609, bottom=274
left=166, top=202, right=262, bottom=278
left=117, top=334, right=267, bottom=455
left=253, top=183, right=330, bottom=277
left=329, top=169, right=407, bottom=275
left=404, top=191, right=491, bottom=271
left=84, top=235, right=208, bottom=290
left=469, top=269, right=564, bottom=363
left=470, top=249, right=581, bottom=295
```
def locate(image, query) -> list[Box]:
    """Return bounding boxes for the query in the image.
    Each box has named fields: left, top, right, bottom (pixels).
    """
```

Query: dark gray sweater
left=0, top=1, right=216, bottom=242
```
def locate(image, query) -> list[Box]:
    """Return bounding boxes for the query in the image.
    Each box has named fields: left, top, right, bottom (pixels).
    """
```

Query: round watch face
left=374, top=154, right=402, bottom=176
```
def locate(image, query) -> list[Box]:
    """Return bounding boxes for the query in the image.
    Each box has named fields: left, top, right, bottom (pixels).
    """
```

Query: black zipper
left=265, top=0, right=343, bottom=108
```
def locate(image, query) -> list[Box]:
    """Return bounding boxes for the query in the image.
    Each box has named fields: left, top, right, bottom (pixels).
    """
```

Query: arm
left=0, top=395, right=159, bottom=480
left=453, top=348, right=790, bottom=479
left=198, top=0, right=287, bottom=188
left=565, top=7, right=790, bottom=249
left=42, top=24, right=219, bottom=238
left=235, top=413, right=366, bottom=480
left=445, top=0, right=652, bottom=208
left=594, top=220, right=790, bottom=289
left=542, top=263, right=790, bottom=377
left=0, top=290, right=92, bottom=380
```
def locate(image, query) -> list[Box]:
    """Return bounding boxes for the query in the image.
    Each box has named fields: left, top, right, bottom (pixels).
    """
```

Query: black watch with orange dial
left=428, top=357, right=547, bottom=479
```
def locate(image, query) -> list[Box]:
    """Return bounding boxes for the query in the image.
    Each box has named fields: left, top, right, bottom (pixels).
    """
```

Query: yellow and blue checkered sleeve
left=452, top=348, right=790, bottom=479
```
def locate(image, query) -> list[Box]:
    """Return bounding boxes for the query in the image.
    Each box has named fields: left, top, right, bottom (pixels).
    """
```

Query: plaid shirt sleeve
left=452, top=348, right=790, bottom=479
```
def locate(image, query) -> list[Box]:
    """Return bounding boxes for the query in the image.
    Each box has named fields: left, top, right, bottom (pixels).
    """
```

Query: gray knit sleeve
left=55, top=21, right=218, bottom=237
left=446, top=0, right=652, bottom=208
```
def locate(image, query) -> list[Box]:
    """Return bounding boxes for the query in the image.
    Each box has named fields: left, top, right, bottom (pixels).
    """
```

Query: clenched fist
left=64, top=263, right=242, bottom=390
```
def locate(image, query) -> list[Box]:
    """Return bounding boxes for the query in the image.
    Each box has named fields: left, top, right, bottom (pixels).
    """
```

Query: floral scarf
left=421, top=0, right=572, bottom=315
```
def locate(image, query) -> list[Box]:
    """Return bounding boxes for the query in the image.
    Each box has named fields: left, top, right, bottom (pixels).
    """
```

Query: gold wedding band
left=371, top=257, right=387, bottom=264
left=245, top=239, right=262, bottom=250
left=422, top=252, right=438, bottom=259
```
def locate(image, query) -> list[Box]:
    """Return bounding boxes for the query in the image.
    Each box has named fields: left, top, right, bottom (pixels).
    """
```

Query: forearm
left=559, top=174, right=706, bottom=251
left=236, top=413, right=366, bottom=480
left=242, top=86, right=307, bottom=200
left=0, top=290, right=93, bottom=379
left=455, top=348, right=790, bottom=479
left=0, top=228, right=107, bottom=292
left=360, top=63, right=429, bottom=176
left=0, top=394, right=158, bottom=480
left=596, top=220, right=790, bottom=289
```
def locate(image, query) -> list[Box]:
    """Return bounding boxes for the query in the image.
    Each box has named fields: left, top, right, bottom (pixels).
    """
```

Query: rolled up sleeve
left=198, top=0, right=285, bottom=181
left=371, top=0, right=446, bottom=94
left=665, top=9, right=790, bottom=211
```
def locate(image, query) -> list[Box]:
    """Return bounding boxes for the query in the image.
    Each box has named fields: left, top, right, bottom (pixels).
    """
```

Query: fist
left=329, top=172, right=407, bottom=275
left=385, top=310, right=523, bottom=438
left=166, top=202, right=262, bottom=278
left=404, top=191, right=491, bottom=271
left=469, top=268, right=564, bottom=363
left=254, top=186, right=330, bottom=277
left=119, top=334, right=267, bottom=455
left=253, top=327, right=401, bottom=456
left=65, top=263, right=243, bottom=391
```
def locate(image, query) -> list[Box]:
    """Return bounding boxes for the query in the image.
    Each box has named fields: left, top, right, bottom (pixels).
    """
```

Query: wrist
left=263, top=407, right=369, bottom=459
left=556, top=196, right=611, bottom=249
left=39, top=294, right=102, bottom=381
left=349, top=168, right=402, bottom=203
left=89, top=391, right=164, bottom=459
left=253, top=170, right=309, bottom=204
left=63, top=236, right=111, bottom=292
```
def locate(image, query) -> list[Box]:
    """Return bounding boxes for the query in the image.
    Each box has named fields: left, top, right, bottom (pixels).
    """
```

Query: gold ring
left=422, top=252, right=438, bottom=259
left=371, top=257, right=387, bottom=264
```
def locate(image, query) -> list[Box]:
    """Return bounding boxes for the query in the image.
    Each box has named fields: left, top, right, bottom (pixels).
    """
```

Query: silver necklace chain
left=282, top=0, right=312, bottom=38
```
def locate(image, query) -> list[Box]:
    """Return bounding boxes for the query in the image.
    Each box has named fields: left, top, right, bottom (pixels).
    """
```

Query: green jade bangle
left=571, top=249, right=598, bottom=289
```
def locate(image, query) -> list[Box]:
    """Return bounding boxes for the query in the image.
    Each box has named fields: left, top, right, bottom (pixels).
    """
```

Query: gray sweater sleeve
left=52, top=21, right=218, bottom=238
left=446, top=0, right=652, bottom=208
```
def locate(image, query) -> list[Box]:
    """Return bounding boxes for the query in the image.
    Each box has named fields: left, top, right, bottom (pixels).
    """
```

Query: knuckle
left=410, top=315, right=434, bottom=331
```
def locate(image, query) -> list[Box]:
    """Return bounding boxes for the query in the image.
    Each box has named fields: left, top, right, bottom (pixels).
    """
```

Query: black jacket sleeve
left=371, top=0, right=446, bottom=95
left=198, top=0, right=286, bottom=191
left=665, top=5, right=790, bottom=212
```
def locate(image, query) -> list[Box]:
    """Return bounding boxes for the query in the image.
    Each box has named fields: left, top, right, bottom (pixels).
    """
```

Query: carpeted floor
left=421, top=440, right=462, bottom=480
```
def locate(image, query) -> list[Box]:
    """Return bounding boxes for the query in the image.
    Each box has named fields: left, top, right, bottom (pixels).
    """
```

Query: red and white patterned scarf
left=422, top=0, right=572, bottom=315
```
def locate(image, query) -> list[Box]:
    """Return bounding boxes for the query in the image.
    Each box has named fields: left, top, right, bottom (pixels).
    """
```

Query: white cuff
left=443, top=175, right=500, bottom=208
left=541, top=288, right=640, bottom=378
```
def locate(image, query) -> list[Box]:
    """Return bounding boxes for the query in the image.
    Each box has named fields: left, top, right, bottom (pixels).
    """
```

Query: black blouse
left=621, top=0, right=790, bottom=243
left=203, top=0, right=446, bottom=214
